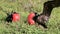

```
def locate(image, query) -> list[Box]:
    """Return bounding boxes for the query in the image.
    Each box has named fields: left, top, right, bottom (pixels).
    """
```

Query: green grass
left=0, top=0, right=60, bottom=34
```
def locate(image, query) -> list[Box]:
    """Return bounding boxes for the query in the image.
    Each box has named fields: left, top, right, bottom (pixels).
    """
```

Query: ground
left=0, top=0, right=60, bottom=34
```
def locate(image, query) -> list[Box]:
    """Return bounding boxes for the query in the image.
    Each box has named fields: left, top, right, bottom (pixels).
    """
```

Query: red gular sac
left=12, top=12, right=20, bottom=22
left=27, top=12, right=36, bottom=25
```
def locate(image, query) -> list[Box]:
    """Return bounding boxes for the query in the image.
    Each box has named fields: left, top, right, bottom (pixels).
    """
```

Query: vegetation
left=0, top=0, right=60, bottom=34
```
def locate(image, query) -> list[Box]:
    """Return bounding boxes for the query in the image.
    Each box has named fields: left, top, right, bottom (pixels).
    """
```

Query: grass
left=0, top=0, right=60, bottom=34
